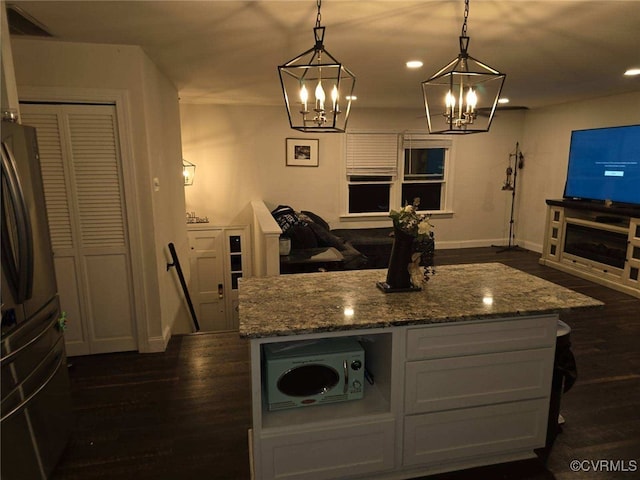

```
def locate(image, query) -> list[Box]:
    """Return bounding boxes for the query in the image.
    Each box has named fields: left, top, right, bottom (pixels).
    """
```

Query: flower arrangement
left=389, top=198, right=435, bottom=287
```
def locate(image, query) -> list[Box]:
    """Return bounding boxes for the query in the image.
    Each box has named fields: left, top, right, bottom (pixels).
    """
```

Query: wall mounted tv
left=563, top=124, right=640, bottom=206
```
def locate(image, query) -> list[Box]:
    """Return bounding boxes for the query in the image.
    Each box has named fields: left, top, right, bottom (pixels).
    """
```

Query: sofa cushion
left=308, top=222, right=345, bottom=249
left=286, top=224, right=318, bottom=250
left=271, top=205, right=305, bottom=233
left=301, top=210, right=331, bottom=232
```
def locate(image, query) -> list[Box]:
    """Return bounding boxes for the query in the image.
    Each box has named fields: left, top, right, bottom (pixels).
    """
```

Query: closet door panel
left=83, top=253, right=136, bottom=352
left=53, top=256, right=88, bottom=356
left=21, top=104, right=136, bottom=355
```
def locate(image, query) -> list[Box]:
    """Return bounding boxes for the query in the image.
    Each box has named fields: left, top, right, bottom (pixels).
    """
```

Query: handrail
left=167, top=242, right=200, bottom=332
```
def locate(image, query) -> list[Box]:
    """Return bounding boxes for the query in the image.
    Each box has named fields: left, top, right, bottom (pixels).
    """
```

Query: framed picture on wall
left=286, top=138, right=319, bottom=167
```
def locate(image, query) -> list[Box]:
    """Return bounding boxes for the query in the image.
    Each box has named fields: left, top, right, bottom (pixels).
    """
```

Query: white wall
left=11, top=38, right=190, bottom=345
left=520, top=92, right=640, bottom=251
left=181, top=92, right=640, bottom=253
left=1, top=2, right=19, bottom=116
left=180, top=103, right=527, bottom=248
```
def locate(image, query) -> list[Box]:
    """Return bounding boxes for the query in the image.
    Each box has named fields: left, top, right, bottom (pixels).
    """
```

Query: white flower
left=409, top=252, right=424, bottom=288
left=417, top=220, right=431, bottom=236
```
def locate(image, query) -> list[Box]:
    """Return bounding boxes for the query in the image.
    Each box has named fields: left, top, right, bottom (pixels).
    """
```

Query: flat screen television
left=563, top=124, right=640, bottom=206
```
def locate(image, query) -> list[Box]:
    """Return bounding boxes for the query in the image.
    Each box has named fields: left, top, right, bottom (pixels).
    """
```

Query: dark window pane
left=402, top=183, right=442, bottom=210
left=230, top=255, right=242, bottom=271
left=349, top=175, right=392, bottom=182
left=348, top=184, right=390, bottom=213
left=229, top=235, right=241, bottom=253
left=231, top=272, right=242, bottom=290
left=404, top=148, right=445, bottom=180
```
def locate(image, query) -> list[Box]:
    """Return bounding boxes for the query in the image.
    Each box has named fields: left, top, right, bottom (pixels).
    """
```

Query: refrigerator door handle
left=0, top=305, right=59, bottom=364
left=0, top=345, right=65, bottom=422
left=1, top=140, right=34, bottom=303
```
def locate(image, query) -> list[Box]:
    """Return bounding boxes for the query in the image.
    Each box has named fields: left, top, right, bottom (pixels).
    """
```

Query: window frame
left=398, top=135, right=452, bottom=213
left=343, top=131, right=454, bottom=220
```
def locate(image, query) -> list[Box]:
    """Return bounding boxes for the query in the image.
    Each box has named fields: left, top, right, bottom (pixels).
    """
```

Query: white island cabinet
left=239, top=263, right=603, bottom=480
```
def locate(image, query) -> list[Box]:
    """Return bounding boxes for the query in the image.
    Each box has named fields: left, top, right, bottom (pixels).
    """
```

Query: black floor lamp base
left=492, top=243, right=525, bottom=254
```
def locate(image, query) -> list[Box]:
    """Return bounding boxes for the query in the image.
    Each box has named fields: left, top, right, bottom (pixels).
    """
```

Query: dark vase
left=384, top=226, right=416, bottom=290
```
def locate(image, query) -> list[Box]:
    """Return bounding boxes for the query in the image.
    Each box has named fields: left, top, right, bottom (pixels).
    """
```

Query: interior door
left=187, top=228, right=227, bottom=331
left=20, top=104, right=137, bottom=356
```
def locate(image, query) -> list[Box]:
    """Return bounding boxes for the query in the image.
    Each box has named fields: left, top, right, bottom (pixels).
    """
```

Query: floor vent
left=7, top=4, right=53, bottom=37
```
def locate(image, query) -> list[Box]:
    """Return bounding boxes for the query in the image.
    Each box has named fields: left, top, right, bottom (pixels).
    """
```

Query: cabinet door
left=403, top=399, right=548, bottom=467
left=624, top=218, right=640, bottom=289
left=405, top=348, right=554, bottom=414
left=259, top=418, right=395, bottom=480
left=406, top=316, right=557, bottom=361
left=543, top=206, right=564, bottom=262
left=187, top=228, right=226, bottom=331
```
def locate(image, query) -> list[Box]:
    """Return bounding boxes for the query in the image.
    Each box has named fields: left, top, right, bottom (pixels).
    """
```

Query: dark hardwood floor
left=52, top=248, right=640, bottom=480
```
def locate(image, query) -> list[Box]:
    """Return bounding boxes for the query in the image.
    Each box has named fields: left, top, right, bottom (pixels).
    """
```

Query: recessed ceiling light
left=498, top=98, right=510, bottom=104
left=346, top=95, right=357, bottom=101
left=406, top=60, right=423, bottom=69
left=624, top=68, right=640, bottom=76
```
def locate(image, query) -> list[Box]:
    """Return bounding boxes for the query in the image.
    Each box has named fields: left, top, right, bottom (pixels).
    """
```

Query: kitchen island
left=239, top=263, right=603, bottom=480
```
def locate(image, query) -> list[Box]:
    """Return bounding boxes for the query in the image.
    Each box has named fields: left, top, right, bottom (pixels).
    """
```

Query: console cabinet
left=540, top=200, right=640, bottom=298
left=248, top=315, right=557, bottom=480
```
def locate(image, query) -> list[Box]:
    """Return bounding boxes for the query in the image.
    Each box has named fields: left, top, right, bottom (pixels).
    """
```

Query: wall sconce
left=183, top=159, right=195, bottom=186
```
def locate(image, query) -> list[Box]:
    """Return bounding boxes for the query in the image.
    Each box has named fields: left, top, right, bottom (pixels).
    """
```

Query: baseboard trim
left=139, top=324, right=172, bottom=353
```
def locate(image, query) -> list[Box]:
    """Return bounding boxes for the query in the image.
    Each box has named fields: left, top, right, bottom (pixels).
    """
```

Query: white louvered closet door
left=21, top=104, right=137, bottom=356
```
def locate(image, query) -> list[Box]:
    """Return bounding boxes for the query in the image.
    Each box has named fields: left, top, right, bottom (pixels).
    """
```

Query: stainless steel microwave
left=263, top=337, right=365, bottom=411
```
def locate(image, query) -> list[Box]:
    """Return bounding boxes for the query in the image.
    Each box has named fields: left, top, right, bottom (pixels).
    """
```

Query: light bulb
left=315, top=81, right=325, bottom=111
left=300, top=84, right=309, bottom=111
left=331, top=85, right=339, bottom=111
left=445, top=91, right=456, bottom=115
left=466, top=88, right=477, bottom=113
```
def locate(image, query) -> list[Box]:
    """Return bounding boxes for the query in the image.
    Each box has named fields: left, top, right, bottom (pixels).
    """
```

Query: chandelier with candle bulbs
left=422, top=0, right=505, bottom=134
left=278, top=0, right=356, bottom=133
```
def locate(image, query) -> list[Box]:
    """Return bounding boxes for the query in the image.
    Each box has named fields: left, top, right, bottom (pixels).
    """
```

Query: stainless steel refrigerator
left=1, top=120, right=72, bottom=479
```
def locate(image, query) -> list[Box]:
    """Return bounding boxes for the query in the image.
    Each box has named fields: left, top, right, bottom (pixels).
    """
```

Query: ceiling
left=6, top=0, right=640, bottom=110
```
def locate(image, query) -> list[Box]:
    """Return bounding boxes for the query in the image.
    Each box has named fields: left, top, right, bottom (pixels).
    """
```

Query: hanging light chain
left=461, top=0, right=469, bottom=37
left=316, top=0, right=322, bottom=28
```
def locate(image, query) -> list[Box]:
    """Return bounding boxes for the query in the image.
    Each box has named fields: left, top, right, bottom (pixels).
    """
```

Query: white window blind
left=402, top=133, right=452, bottom=150
left=346, top=133, right=399, bottom=176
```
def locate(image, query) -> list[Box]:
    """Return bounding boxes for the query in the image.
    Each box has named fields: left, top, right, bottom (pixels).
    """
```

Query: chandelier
left=278, top=0, right=356, bottom=133
left=422, top=0, right=505, bottom=134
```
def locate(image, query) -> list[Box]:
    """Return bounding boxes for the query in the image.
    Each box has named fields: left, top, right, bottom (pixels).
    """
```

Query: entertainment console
left=540, top=199, right=640, bottom=298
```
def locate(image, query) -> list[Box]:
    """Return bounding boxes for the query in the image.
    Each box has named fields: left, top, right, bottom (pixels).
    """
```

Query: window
left=401, top=136, right=449, bottom=211
left=345, top=133, right=452, bottom=215
left=346, top=133, right=398, bottom=215
left=348, top=177, right=392, bottom=213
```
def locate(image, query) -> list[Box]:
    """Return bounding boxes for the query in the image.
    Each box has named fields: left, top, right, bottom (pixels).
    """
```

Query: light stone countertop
left=238, top=263, right=604, bottom=338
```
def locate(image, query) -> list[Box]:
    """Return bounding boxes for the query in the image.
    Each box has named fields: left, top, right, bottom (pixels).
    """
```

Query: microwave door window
left=277, top=365, right=340, bottom=397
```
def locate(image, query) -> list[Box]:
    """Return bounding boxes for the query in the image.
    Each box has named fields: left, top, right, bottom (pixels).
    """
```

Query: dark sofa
left=271, top=206, right=394, bottom=271
left=330, top=227, right=394, bottom=268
